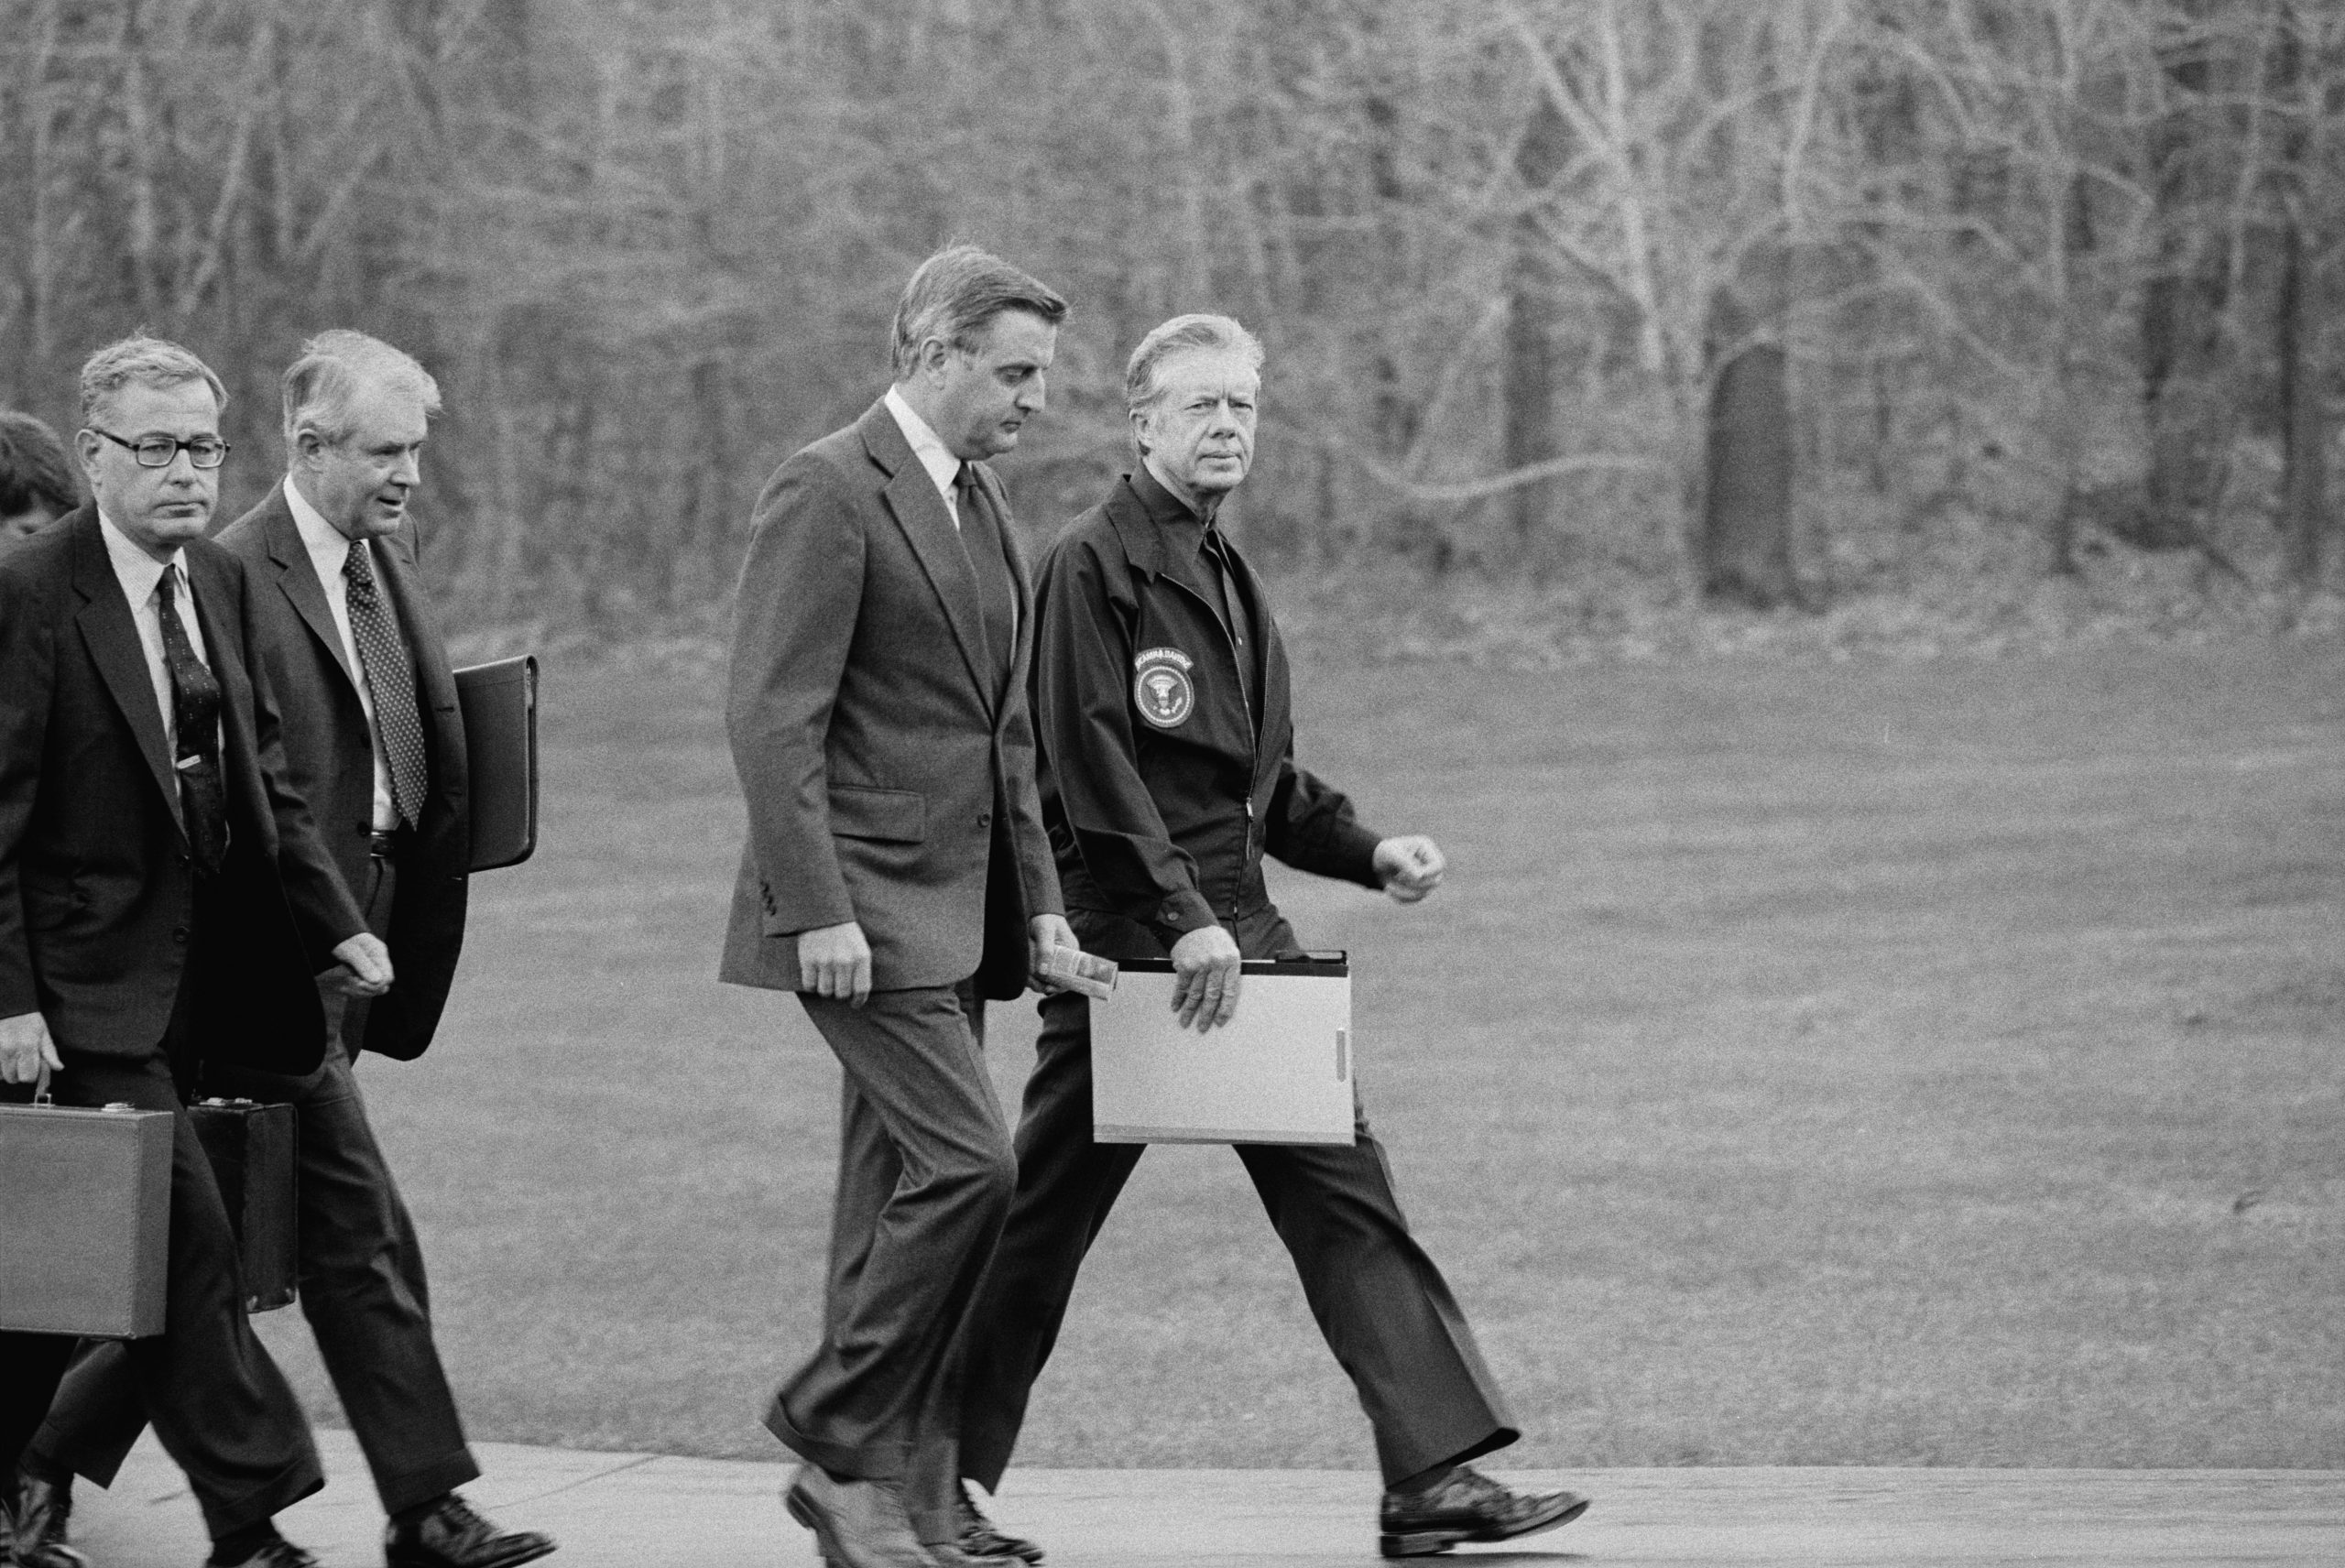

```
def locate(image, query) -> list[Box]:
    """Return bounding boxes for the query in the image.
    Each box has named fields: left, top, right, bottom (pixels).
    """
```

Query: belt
left=367, top=831, right=399, bottom=859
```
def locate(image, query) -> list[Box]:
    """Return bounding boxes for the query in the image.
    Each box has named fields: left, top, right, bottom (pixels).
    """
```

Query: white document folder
left=1088, top=955, right=1355, bottom=1145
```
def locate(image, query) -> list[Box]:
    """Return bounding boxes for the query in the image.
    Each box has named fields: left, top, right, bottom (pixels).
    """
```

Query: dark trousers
left=772, top=981, right=1017, bottom=1545
left=31, top=851, right=478, bottom=1517
left=5, top=1052, right=323, bottom=1539
left=957, top=905, right=1519, bottom=1492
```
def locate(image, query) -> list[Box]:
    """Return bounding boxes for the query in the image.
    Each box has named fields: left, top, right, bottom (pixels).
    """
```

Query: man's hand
left=0, top=1010, right=62, bottom=1086
left=800, top=920, right=873, bottom=1006
left=1029, top=912, right=1080, bottom=992
left=1169, top=923, right=1242, bottom=1032
left=1373, top=835, right=1445, bottom=904
left=321, top=933, right=394, bottom=998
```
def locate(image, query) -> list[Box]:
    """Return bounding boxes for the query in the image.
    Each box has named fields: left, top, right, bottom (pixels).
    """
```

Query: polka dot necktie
left=343, top=542, right=429, bottom=828
left=155, top=568, right=227, bottom=876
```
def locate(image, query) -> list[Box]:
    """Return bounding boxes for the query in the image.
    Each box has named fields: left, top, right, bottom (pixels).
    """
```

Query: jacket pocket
left=827, top=784, right=926, bottom=844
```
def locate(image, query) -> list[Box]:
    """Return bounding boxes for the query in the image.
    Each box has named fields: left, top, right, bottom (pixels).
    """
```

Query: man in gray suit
left=721, top=245, right=1079, bottom=1568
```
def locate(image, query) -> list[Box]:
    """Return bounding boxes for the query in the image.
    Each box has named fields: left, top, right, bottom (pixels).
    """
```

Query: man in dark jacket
left=951, top=315, right=1589, bottom=1563
left=19, top=332, right=552, bottom=1568
left=0, top=334, right=390, bottom=1568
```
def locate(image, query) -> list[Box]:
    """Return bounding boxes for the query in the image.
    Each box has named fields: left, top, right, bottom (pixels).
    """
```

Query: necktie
left=954, top=463, right=1020, bottom=698
left=344, top=543, right=429, bottom=828
left=155, top=569, right=227, bottom=876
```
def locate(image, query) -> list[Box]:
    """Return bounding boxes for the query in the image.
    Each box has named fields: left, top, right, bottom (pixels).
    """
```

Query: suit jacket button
left=171, top=926, right=190, bottom=943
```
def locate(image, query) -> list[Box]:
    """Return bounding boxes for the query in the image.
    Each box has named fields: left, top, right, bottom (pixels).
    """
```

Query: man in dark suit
left=722, top=245, right=1080, bottom=1568
left=0, top=334, right=392, bottom=1568
left=952, top=314, right=1590, bottom=1560
left=18, top=332, right=552, bottom=1568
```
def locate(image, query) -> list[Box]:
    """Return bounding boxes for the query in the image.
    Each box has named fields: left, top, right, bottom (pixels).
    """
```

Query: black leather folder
left=454, top=654, right=539, bottom=871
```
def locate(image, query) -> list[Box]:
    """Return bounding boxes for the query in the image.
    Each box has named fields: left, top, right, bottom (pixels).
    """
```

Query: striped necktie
left=344, top=542, right=429, bottom=828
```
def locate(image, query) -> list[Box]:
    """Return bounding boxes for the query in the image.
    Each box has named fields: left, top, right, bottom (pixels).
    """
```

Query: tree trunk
left=1699, top=284, right=1799, bottom=609
left=2134, top=33, right=2233, bottom=552
left=1503, top=94, right=1570, bottom=544
left=2278, top=0, right=2336, bottom=590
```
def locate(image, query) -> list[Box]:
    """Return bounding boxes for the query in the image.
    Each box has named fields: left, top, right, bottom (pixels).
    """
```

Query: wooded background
left=2, top=0, right=2340, bottom=637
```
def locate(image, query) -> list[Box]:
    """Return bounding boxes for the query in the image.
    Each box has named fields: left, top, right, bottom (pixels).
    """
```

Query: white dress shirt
left=884, top=386, right=965, bottom=529
left=97, top=511, right=210, bottom=763
left=284, top=478, right=398, bottom=832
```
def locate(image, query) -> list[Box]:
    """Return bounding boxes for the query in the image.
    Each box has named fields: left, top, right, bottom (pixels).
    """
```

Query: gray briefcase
left=0, top=1095, right=173, bottom=1337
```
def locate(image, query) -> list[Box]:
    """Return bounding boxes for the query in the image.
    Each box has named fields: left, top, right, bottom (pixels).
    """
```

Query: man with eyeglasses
left=0, top=334, right=391, bottom=1568
left=18, top=331, right=554, bottom=1568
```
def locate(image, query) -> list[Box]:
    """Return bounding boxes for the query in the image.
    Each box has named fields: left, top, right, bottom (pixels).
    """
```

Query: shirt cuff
left=1148, top=887, right=1220, bottom=943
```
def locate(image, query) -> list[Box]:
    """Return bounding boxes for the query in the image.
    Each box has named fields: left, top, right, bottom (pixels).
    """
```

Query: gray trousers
left=770, top=981, right=1017, bottom=1544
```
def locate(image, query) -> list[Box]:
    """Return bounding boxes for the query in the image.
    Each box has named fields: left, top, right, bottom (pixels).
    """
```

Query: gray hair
left=78, top=334, right=227, bottom=430
left=281, top=329, right=442, bottom=449
left=1124, top=313, right=1264, bottom=419
left=889, top=245, right=1068, bottom=377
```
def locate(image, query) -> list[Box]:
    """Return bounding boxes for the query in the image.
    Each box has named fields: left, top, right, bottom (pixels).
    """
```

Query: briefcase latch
left=1336, top=1028, right=1349, bottom=1083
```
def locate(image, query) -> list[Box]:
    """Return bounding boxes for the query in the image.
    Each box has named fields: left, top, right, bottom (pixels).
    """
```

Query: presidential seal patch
left=1132, top=646, right=1196, bottom=729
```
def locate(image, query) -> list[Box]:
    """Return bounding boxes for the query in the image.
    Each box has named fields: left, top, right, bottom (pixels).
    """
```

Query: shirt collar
left=284, top=475, right=358, bottom=579
left=96, top=509, right=181, bottom=607
left=1129, top=463, right=1215, bottom=566
left=883, top=385, right=965, bottom=503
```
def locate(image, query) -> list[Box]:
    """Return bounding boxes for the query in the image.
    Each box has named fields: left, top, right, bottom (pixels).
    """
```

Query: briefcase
left=0, top=1097, right=172, bottom=1337
left=191, top=1097, right=299, bottom=1312
left=1089, top=953, right=1357, bottom=1146
left=453, top=654, right=540, bottom=871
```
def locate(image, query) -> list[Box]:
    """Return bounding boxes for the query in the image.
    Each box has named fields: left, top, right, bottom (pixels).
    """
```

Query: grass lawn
left=256, top=637, right=2345, bottom=1469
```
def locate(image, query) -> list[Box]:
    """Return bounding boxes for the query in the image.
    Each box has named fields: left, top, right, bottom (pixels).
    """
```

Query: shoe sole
left=1379, top=1496, right=1590, bottom=1558
left=387, top=1543, right=556, bottom=1568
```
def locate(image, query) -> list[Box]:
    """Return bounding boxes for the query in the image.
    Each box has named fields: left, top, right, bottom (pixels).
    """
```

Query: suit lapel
left=67, top=512, right=184, bottom=834
left=260, top=490, right=362, bottom=696
left=859, top=404, right=996, bottom=717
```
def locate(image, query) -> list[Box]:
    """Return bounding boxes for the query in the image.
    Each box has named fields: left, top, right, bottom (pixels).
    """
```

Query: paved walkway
left=66, top=1431, right=2344, bottom=1567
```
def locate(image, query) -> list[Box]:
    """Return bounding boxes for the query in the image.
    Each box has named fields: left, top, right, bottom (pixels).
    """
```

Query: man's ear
left=73, top=429, right=105, bottom=482
left=1129, top=408, right=1151, bottom=457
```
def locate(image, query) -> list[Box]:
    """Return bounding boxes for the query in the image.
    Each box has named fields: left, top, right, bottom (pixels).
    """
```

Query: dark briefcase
left=191, top=1097, right=299, bottom=1312
left=0, top=1097, right=173, bottom=1337
left=453, top=654, right=540, bottom=871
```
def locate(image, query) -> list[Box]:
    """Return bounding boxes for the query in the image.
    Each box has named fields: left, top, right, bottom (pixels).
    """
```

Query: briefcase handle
left=32, top=1061, right=50, bottom=1106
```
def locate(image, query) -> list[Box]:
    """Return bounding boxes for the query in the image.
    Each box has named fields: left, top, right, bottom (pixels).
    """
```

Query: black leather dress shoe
left=1377, top=1466, right=1589, bottom=1558
left=5, top=1470, right=88, bottom=1568
left=384, top=1496, right=554, bottom=1568
left=954, top=1485, right=1042, bottom=1565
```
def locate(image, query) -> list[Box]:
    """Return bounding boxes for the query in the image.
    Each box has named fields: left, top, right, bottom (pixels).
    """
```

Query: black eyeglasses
left=91, top=429, right=231, bottom=469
